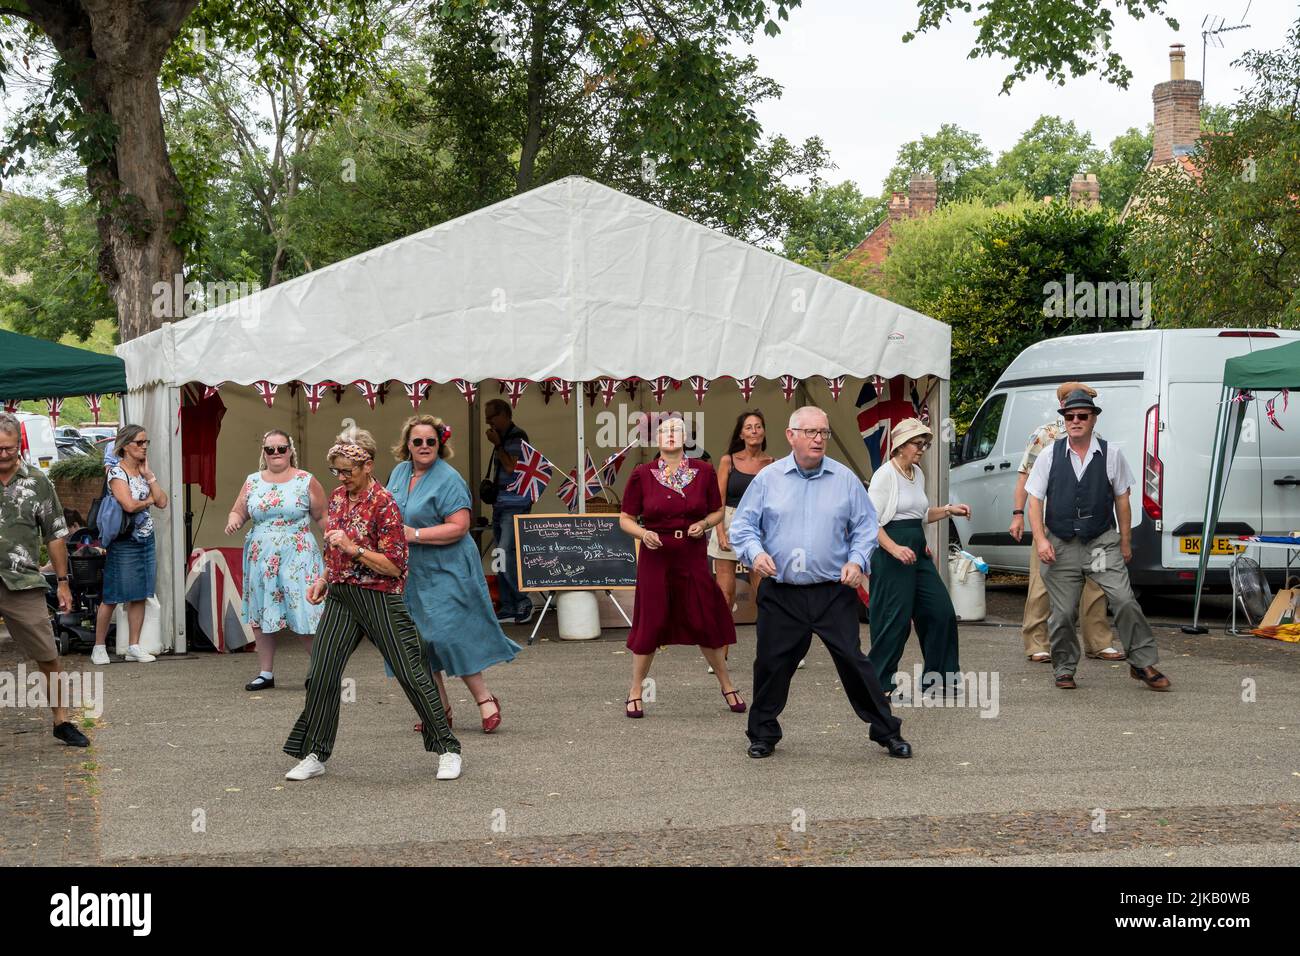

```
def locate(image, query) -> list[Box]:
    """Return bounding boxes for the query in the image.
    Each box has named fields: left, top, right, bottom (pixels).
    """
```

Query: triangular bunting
left=254, top=381, right=278, bottom=408
left=404, top=380, right=431, bottom=410
left=598, top=378, right=621, bottom=407
left=304, top=383, right=331, bottom=413
left=688, top=376, right=710, bottom=405
left=85, top=394, right=103, bottom=424
left=826, top=375, right=846, bottom=401
left=501, top=380, right=528, bottom=408
left=737, top=376, right=757, bottom=402
left=779, top=375, right=800, bottom=402
left=45, top=397, right=63, bottom=424
left=454, top=379, right=477, bottom=404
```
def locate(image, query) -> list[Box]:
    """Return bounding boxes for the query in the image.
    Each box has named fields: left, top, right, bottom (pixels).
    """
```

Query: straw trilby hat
left=890, top=418, right=933, bottom=451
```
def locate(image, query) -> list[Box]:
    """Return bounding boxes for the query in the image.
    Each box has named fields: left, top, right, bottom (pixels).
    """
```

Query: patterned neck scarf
left=652, top=457, right=695, bottom=497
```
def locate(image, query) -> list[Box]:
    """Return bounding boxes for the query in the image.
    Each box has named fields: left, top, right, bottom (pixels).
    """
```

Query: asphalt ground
left=3, top=582, right=1298, bottom=866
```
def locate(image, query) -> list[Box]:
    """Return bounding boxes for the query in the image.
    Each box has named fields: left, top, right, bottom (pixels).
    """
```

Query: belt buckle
left=673, top=530, right=684, bottom=539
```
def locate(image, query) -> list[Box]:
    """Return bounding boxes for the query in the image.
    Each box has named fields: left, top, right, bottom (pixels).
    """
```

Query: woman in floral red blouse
left=282, top=426, right=463, bottom=782
left=618, top=415, right=742, bottom=719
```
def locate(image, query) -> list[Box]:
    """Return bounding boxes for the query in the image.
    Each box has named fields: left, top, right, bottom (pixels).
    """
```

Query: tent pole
left=576, top=383, right=586, bottom=515
left=1187, top=385, right=1239, bottom=633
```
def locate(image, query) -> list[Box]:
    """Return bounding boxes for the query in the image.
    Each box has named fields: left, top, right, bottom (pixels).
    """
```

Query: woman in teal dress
left=387, top=415, right=520, bottom=734
left=225, top=429, right=326, bottom=691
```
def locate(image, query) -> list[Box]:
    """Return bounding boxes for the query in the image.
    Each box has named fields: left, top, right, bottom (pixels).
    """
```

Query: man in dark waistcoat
left=1025, top=390, right=1170, bottom=691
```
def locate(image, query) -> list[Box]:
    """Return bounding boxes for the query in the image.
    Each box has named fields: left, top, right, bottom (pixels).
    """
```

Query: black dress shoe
left=53, top=722, right=90, bottom=747
left=881, top=736, right=912, bottom=758
left=747, top=741, right=775, bottom=759
left=245, top=675, right=275, bottom=691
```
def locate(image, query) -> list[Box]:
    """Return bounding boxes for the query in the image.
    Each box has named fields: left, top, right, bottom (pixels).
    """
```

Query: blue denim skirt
left=103, top=535, right=157, bottom=605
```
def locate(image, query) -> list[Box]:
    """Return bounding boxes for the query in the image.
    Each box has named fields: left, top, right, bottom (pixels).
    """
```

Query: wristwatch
left=56, top=575, right=70, bottom=582
left=354, top=546, right=366, bottom=561
left=1012, top=509, right=1025, bottom=516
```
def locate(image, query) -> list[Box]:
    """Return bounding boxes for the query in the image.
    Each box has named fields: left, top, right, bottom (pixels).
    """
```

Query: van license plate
left=1179, top=536, right=1244, bottom=555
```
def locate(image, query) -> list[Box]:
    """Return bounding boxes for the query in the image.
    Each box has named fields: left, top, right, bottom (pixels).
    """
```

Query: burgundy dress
left=623, top=459, right=737, bottom=654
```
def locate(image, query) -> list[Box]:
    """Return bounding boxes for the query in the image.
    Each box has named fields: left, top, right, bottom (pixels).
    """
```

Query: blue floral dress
left=241, top=471, right=324, bottom=635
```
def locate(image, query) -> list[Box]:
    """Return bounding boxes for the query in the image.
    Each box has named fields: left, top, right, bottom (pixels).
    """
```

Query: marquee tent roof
left=117, top=177, right=949, bottom=388
left=1223, top=339, right=1300, bottom=390
left=0, top=328, right=127, bottom=401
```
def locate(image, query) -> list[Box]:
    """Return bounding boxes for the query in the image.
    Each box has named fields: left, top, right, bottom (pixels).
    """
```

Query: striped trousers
left=284, top=583, right=460, bottom=762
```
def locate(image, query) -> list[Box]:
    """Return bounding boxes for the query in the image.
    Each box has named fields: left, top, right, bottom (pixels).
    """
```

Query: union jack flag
left=404, top=380, right=431, bottom=410
left=203, top=383, right=224, bottom=401
left=1265, top=389, right=1290, bottom=431
left=304, top=383, right=332, bottom=413
left=85, top=394, right=103, bottom=424
left=779, top=375, right=800, bottom=402
left=737, top=376, right=757, bottom=402
left=826, top=376, right=846, bottom=401
left=557, top=451, right=602, bottom=510
left=354, top=381, right=385, bottom=409
left=621, top=377, right=641, bottom=400
left=556, top=475, right=579, bottom=510
left=501, top=379, right=528, bottom=408
left=856, top=375, right=926, bottom=471
left=254, top=381, right=278, bottom=407
left=600, top=441, right=635, bottom=487
left=597, top=378, right=620, bottom=407
left=506, top=440, right=553, bottom=502
left=45, top=397, right=63, bottom=423
left=454, top=379, right=477, bottom=404
left=688, top=376, right=709, bottom=405
left=649, top=376, right=676, bottom=404
left=3, top=399, right=19, bottom=413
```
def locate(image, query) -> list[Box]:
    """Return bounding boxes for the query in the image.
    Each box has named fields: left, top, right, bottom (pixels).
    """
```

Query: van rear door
left=1251, top=334, right=1300, bottom=569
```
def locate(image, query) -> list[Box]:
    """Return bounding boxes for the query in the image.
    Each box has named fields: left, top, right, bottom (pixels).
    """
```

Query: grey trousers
left=1041, top=529, right=1159, bottom=677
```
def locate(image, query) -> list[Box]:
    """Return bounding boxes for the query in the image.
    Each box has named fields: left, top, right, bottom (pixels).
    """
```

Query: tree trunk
left=516, top=1, right=551, bottom=194
left=28, top=1, right=199, bottom=342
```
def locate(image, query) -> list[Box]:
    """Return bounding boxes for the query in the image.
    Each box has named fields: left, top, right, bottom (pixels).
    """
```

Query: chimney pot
left=1169, top=43, right=1186, bottom=81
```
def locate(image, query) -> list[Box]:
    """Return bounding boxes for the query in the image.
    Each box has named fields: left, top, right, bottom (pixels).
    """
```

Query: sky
left=739, top=0, right=1294, bottom=193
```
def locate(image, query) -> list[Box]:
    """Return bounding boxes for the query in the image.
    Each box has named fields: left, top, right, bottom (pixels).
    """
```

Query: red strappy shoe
left=625, top=697, right=644, bottom=718
left=722, top=689, right=747, bottom=714
left=413, top=707, right=452, bottom=734
left=477, top=696, right=502, bottom=733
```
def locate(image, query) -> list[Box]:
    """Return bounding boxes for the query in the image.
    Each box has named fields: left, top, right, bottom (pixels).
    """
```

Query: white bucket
left=948, top=553, right=986, bottom=622
left=114, top=595, right=164, bottom=655
left=556, top=591, right=601, bottom=641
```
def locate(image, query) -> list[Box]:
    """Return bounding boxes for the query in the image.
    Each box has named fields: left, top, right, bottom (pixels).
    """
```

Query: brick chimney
left=1069, top=172, right=1100, bottom=208
left=1152, top=43, right=1202, bottom=165
left=887, top=191, right=910, bottom=222
left=908, top=174, right=937, bottom=217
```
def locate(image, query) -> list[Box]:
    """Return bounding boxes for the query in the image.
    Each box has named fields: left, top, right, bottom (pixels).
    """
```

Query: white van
left=13, top=412, right=58, bottom=472
left=949, top=328, right=1300, bottom=591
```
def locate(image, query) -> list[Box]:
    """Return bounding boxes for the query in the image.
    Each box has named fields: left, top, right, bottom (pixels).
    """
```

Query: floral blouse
left=324, top=481, right=408, bottom=593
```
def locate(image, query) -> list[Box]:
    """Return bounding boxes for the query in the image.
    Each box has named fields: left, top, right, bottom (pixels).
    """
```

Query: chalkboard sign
left=514, top=513, right=639, bottom=591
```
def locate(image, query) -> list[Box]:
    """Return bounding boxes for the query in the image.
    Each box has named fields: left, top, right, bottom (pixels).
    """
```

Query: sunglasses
left=409, top=437, right=438, bottom=447
left=263, top=445, right=290, bottom=456
left=129, top=439, right=150, bottom=447
left=1063, top=412, right=1092, bottom=422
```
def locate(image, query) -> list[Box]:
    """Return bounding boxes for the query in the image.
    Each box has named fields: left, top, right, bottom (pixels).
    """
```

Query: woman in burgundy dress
left=619, top=416, right=743, bottom=718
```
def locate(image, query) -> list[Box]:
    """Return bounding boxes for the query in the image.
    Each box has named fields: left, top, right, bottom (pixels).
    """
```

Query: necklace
left=892, top=458, right=915, bottom=482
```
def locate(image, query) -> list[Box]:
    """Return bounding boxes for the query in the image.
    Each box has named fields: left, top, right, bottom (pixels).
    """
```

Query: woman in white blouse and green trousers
left=866, top=419, right=971, bottom=697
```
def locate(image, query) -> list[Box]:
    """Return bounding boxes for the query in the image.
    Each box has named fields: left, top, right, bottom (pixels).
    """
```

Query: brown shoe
left=1089, top=648, right=1128, bottom=661
left=1130, top=665, right=1171, bottom=691
left=1055, top=674, right=1077, bottom=689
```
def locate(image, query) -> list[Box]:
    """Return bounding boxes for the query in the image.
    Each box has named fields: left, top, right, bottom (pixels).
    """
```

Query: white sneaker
left=125, top=645, right=156, bottom=663
left=285, top=754, right=326, bottom=781
left=90, top=645, right=110, bottom=666
left=797, top=658, right=807, bottom=669
left=707, top=665, right=715, bottom=674
left=436, top=752, right=463, bottom=780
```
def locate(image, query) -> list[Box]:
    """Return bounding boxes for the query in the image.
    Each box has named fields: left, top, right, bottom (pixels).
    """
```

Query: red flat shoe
left=723, top=689, right=747, bottom=713
left=413, top=707, right=452, bottom=734
left=476, top=695, right=501, bottom=734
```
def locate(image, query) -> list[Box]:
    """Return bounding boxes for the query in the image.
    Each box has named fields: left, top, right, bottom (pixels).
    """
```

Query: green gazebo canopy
left=1223, top=339, right=1300, bottom=390
left=0, top=328, right=127, bottom=401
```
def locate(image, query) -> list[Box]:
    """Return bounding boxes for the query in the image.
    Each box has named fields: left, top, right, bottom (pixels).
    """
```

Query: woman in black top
left=709, top=409, right=774, bottom=629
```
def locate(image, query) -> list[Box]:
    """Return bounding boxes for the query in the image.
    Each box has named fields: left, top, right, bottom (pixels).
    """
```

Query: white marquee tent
left=118, top=176, right=952, bottom=651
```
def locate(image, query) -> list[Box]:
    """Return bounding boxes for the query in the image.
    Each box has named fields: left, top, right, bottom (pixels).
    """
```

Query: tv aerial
left=1201, top=6, right=1252, bottom=102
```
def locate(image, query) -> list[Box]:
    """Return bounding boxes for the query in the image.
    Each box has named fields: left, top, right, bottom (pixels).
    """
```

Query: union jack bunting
left=303, top=383, right=332, bottom=413
left=287, top=382, right=300, bottom=398
left=826, top=376, right=846, bottom=401
left=650, top=376, right=675, bottom=404
left=45, top=397, right=63, bottom=423
left=404, top=380, right=431, bottom=410
left=779, top=375, right=800, bottom=402
left=539, top=380, right=556, bottom=404
left=454, top=379, right=477, bottom=404
left=85, top=394, right=103, bottom=424
left=501, top=379, right=528, bottom=408
left=506, top=440, right=554, bottom=503
left=737, top=376, right=757, bottom=402
left=3, top=399, right=19, bottom=413
left=688, top=376, right=709, bottom=405
left=1265, top=389, right=1290, bottom=431
left=254, top=381, right=278, bottom=408
left=598, top=378, right=620, bottom=407
left=621, top=377, right=642, bottom=399
left=354, top=381, right=385, bottom=409
left=582, top=381, right=600, bottom=406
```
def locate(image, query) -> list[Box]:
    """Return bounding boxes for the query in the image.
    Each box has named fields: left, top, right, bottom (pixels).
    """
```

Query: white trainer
left=285, top=754, right=326, bottom=781
left=125, top=645, right=156, bottom=663
left=90, top=645, right=110, bottom=666
left=797, top=658, right=807, bottom=669
left=436, top=752, right=463, bottom=780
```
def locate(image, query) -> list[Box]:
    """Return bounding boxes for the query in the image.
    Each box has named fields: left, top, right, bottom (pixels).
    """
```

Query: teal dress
left=387, top=459, right=521, bottom=677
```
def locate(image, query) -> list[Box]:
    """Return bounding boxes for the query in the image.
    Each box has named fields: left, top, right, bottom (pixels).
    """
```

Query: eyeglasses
left=263, top=445, right=290, bottom=456
left=329, top=464, right=365, bottom=478
left=129, top=439, right=150, bottom=447
left=795, top=428, right=831, bottom=440
left=1063, top=412, right=1092, bottom=422
left=0, top=445, right=17, bottom=457
left=909, top=440, right=932, bottom=451
left=409, top=437, right=437, bottom=447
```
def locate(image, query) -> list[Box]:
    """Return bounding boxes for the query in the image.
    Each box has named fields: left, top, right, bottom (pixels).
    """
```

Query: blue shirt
left=728, top=453, right=878, bottom=585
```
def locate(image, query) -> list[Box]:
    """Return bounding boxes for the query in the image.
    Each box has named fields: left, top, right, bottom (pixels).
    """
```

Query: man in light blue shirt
left=729, top=406, right=910, bottom=760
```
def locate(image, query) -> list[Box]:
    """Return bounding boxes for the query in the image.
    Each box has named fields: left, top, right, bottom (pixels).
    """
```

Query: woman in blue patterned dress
left=225, top=429, right=326, bottom=690
left=387, top=415, right=520, bottom=734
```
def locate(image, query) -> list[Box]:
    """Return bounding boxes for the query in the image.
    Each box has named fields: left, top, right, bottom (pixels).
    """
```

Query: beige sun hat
left=890, top=417, right=933, bottom=452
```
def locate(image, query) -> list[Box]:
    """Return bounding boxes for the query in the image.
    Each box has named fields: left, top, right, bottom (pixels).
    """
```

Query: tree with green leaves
left=1096, top=125, right=1152, bottom=211
left=880, top=123, right=994, bottom=205
left=986, top=115, right=1105, bottom=202
left=1125, top=18, right=1300, bottom=329
left=780, top=181, right=883, bottom=267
